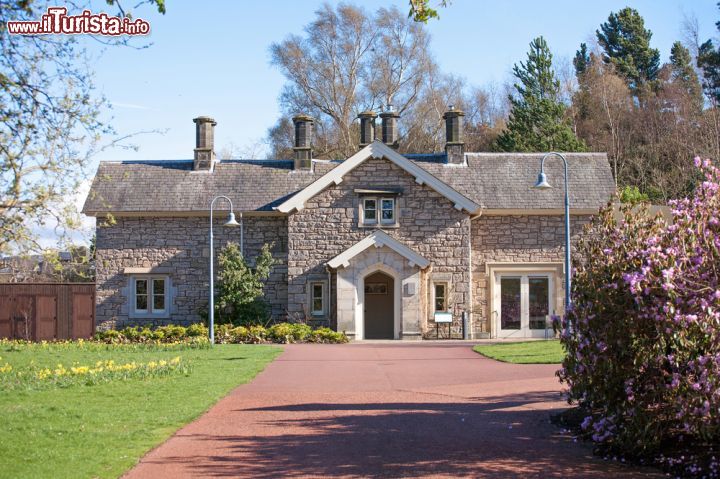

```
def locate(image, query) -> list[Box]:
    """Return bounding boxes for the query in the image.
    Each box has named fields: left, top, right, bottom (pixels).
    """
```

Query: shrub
left=214, top=242, right=276, bottom=326
left=267, top=323, right=312, bottom=343
left=307, top=327, right=349, bottom=344
left=212, top=322, right=346, bottom=344
left=559, top=158, right=720, bottom=464
left=95, top=324, right=209, bottom=345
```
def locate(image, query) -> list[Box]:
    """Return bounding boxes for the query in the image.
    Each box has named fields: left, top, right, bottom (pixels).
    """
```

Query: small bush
left=307, top=327, right=349, bottom=344
left=267, top=323, right=312, bottom=343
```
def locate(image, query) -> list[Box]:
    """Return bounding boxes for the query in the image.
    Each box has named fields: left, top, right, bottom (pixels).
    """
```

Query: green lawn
left=473, top=340, right=564, bottom=364
left=0, top=343, right=281, bottom=479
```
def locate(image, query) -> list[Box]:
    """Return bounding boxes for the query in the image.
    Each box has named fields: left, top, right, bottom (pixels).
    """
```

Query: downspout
left=240, top=212, right=244, bottom=257
left=467, top=218, right=473, bottom=340
left=325, top=264, right=333, bottom=328
left=469, top=209, right=484, bottom=339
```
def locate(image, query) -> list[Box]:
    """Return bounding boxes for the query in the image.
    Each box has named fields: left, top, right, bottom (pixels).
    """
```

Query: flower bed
left=92, top=322, right=349, bottom=345
left=0, top=354, right=189, bottom=391
left=558, top=158, right=720, bottom=477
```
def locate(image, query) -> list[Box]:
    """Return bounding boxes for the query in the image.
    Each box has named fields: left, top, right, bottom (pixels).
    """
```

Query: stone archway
left=363, top=271, right=395, bottom=339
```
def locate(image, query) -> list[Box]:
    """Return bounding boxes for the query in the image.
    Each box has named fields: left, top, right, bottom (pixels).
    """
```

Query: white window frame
left=362, top=198, right=378, bottom=225
left=360, top=196, right=397, bottom=227
left=309, top=281, right=326, bottom=317
left=134, top=278, right=149, bottom=313
left=130, top=276, right=170, bottom=317
left=495, top=273, right=553, bottom=338
left=151, top=278, right=167, bottom=314
left=380, top=198, right=396, bottom=224
left=432, top=282, right=449, bottom=312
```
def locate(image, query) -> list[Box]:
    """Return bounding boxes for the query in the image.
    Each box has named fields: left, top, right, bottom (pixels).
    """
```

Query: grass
left=0, top=342, right=281, bottom=479
left=473, top=340, right=564, bottom=364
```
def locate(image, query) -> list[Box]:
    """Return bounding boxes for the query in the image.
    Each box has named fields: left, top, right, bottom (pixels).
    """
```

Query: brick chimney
left=193, top=116, right=216, bottom=170
left=292, top=114, right=313, bottom=170
left=379, top=105, right=400, bottom=149
left=357, top=110, right=377, bottom=149
left=443, top=106, right=465, bottom=165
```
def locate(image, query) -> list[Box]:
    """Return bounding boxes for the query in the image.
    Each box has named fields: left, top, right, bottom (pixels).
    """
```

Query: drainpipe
left=325, top=265, right=333, bottom=327
left=240, top=212, right=244, bottom=257
left=467, top=218, right=473, bottom=340
left=468, top=211, right=483, bottom=340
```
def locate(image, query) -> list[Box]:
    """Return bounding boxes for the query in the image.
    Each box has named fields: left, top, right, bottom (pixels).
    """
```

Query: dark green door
left=364, top=271, right=394, bottom=339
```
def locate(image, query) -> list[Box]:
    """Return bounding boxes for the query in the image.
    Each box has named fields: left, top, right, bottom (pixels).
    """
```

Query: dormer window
left=360, top=196, right=397, bottom=226
left=356, top=188, right=401, bottom=228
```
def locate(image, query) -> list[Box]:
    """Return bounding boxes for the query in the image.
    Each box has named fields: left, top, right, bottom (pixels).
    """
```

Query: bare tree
left=269, top=3, right=436, bottom=158
left=0, top=0, right=164, bottom=255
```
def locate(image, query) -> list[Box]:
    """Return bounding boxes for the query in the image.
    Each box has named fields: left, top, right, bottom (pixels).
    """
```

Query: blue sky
left=82, top=0, right=718, bottom=165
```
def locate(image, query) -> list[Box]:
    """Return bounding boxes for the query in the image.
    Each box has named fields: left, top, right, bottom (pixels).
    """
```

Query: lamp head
left=224, top=212, right=240, bottom=227
left=533, top=171, right=552, bottom=190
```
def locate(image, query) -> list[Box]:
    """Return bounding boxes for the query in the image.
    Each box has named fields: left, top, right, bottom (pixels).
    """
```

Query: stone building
left=83, top=108, right=615, bottom=339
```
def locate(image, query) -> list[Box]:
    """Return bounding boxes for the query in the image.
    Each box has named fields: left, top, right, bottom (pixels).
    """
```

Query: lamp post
left=209, top=195, right=240, bottom=345
left=533, top=152, right=571, bottom=335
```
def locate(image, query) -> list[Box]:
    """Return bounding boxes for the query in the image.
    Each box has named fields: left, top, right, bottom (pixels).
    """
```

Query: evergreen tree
left=573, top=43, right=591, bottom=76
left=596, top=7, right=660, bottom=93
left=697, top=3, right=720, bottom=104
left=494, top=36, right=586, bottom=152
left=669, top=41, right=703, bottom=107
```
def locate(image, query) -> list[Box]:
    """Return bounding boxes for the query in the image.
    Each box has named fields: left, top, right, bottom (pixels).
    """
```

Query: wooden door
left=72, top=293, right=94, bottom=339
left=0, top=296, right=12, bottom=339
left=35, top=296, right=57, bottom=341
left=363, top=271, right=394, bottom=339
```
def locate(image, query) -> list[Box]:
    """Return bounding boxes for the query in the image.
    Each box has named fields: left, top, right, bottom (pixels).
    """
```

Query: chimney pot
left=379, top=107, right=400, bottom=149
left=292, top=114, right=313, bottom=170
left=357, top=111, right=377, bottom=149
left=443, top=107, right=465, bottom=165
left=193, top=116, right=217, bottom=170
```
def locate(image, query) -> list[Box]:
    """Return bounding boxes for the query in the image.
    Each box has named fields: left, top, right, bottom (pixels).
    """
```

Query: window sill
left=129, top=312, right=171, bottom=320
left=358, top=223, right=400, bottom=229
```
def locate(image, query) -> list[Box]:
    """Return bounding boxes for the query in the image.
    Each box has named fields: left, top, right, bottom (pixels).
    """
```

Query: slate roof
left=410, top=152, right=615, bottom=211
left=82, top=152, right=614, bottom=215
left=83, top=159, right=339, bottom=214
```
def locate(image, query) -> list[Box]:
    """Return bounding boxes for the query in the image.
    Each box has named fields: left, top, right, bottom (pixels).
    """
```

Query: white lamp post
left=533, top=152, right=571, bottom=335
left=209, top=195, right=240, bottom=345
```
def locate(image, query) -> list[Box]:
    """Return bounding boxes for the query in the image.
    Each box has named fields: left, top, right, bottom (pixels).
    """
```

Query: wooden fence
left=0, top=283, right=95, bottom=341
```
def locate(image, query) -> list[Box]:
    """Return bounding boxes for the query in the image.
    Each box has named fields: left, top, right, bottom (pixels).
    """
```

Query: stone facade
left=91, top=155, right=604, bottom=339
left=287, top=157, right=472, bottom=337
left=95, top=215, right=288, bottom=329
left=470, top=214, right=592, bottom=336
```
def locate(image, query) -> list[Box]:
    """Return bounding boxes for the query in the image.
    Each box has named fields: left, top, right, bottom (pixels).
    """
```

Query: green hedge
left=95, top=323, right=348, bottom=345
left=214, top=323, right=348, bottom=344
left=94, top=324, right=208, bottom=344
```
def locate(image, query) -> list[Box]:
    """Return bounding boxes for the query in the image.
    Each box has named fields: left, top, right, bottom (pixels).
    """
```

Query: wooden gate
left=0, top=284, right=95, bottom=341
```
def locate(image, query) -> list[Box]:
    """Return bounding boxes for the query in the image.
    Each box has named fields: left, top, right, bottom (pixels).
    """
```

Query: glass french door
left=496, top=274, right=552, bottom=338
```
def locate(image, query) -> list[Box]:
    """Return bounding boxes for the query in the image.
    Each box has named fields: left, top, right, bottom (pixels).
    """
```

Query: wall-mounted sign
left=434, top=312, right=452, bottom=323
left=365, top=282, right=388, bottom=295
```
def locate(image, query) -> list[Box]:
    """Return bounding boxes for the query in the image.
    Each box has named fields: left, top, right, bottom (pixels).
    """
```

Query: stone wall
left=95, top=215, right=288, bottom=329
left=470, top=214, right=592, bottom=336
left=287, top=157, right=472, bottom=335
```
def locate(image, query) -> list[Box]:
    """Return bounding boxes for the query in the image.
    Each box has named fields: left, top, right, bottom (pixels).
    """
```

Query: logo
left=7, top=7, right=150, bottom=36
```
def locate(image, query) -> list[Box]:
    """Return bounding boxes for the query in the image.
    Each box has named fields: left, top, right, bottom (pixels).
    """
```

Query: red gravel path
left=124, top=343, right=661, bottom=478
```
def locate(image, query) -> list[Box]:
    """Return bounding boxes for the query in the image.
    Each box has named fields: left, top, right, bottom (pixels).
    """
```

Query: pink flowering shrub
left=559, top=158, right=720, bottom=455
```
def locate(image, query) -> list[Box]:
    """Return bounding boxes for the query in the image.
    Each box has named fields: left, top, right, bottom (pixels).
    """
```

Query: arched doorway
left=363, top=271, right=394, bottom=339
